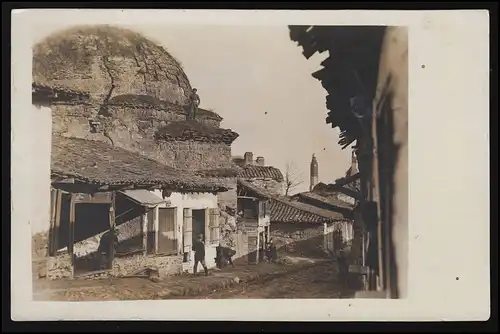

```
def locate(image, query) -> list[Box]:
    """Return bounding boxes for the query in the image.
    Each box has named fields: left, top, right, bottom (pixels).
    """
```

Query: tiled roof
left=195, top=165, right=284, bottom=182
left=154, top=120, right=239, bottom=145
left=194, top=167, right=239, bottom=178
left=51, top=136, right=228, bottom=192
left=237, top=165, right=284, bottom=182
left=293, top=192, right=354, bottom=210
left=238, top=180, right=345, bottom=224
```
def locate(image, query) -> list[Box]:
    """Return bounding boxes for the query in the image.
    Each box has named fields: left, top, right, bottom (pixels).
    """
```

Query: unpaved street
left=34, top=258, right=353, bottom=301
left=182, top=261, right=354, bottom=299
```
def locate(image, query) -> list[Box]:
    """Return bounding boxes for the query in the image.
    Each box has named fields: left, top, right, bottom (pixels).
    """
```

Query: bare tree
left=284, top=161, right=304, bottom=196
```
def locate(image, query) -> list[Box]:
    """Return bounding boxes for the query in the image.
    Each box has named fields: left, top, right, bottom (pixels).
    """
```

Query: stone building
left=238, top=180, right=353, bottom=259
left=233, top=152, right=284, bottom=194
left=193, top=152, right=284, bottom=262
left=48, top=135, right=227, bottom=279
left=32, top=25, right=242, bottom=278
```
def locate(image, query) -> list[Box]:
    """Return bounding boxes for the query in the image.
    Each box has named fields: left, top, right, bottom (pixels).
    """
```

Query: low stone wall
left=47, top=252, right=73, bottom=279
left=271, top=223, right=326, bottom=258
left=113, top=253, right=183, bottom=277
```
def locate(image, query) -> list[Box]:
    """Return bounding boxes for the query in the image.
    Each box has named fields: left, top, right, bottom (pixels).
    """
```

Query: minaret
left=310, top=154, right=319, bottom=191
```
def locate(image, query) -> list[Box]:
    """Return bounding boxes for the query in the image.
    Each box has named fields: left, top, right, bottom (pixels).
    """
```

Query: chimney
left=244, top=152, right=253, bottom=165
left=255, top=156, right=265, bottom=166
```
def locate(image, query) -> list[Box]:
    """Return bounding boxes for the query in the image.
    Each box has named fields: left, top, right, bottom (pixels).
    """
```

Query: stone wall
left=218, top=178, right=237, bottom=210
left=32, top=232, right=49, bottom=280
left=51, top=103, right=231, bottom=171
left=47, top=252, right=73, bottom=279
left=271, top=223, right=326, bottom=258
left=148, top=141, right=232, bottom=171
left=113, top=253, right=183, bottom=277
left=243, top=178, right=283, bottom=195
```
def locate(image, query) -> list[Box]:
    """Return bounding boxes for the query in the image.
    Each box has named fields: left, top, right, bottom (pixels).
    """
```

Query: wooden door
left=183, top=208, right=193, bottom=258
left=158, top=207, right=177, bottom=255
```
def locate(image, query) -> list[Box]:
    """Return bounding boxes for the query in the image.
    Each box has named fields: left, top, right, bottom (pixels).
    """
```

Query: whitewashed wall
left=151, top=190, right=219, bottom=270
left=29, top=105, right=52, bottom=236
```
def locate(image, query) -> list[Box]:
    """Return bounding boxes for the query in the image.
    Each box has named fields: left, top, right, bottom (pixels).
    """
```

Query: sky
left=32, top=24, right=352, bottom=194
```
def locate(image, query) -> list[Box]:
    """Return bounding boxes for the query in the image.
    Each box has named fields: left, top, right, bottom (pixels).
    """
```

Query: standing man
left=188, top=88, right=201, bottom=120
left=98, top=229, right=118, bottom=270
left=192, top=234, right=208, bottom=276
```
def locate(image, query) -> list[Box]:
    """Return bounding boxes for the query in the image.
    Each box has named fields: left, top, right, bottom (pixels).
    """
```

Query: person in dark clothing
left=215, top=245, right=236, bottom=269
left=337, top=249, right=349, bottom=286
left=192, top=234, right=208, bottom=276
left=188, top=88, right=201, bottom=120
left=98, top=229, right=118, bottom=270
left=267, top=238, right=277, bottom=263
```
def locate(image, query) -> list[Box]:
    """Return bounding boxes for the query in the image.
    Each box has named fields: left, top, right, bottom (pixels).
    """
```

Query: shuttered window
left=208, top=208, right=220, bottom=245
left=146, top=209, right=155, bottom=254
left=158, top=208, right=177, bottom=255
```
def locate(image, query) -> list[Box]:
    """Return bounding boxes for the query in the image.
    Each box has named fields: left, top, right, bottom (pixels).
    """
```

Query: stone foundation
left=271, top=223, right=326, bottom=257
left=113, top=253, right=183, bottom=277
left=47, top=252, right=73, bottom=279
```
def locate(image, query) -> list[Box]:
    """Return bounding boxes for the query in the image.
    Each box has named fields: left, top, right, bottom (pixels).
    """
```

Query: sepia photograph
left=27, top=22, right=408, bottom=302
left=11, top=9, right=490, bottom=322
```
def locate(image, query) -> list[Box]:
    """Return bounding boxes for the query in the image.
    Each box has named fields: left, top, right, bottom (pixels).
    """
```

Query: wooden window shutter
left=208, top=208, right=220, bottom=244
left=183, top=208, right=193, bottom=254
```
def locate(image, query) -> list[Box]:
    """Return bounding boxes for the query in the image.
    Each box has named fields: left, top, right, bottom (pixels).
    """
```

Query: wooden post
left=69, top=194, right=76, bottom=267
left=48, top=189, right=57, bottom=256
left=371, top=102, right=385, bottom=292
left=53, top=190, right=63, bottom=254
left=154, top=207, right=159, bottom=253
left=142, top=211, right=148, bottom=255
left=108, top=192, right=116, bottom=270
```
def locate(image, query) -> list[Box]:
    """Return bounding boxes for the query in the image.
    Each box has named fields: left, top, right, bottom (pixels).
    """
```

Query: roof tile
left=51, top=136, right=227, bottom=192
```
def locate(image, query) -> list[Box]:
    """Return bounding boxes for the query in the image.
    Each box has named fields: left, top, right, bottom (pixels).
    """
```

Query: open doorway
left=73, top=203, right=112, bottom=276
left=192, top=209, right=206, bottom=243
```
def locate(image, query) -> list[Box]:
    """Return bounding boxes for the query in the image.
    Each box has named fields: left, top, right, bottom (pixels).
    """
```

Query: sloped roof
left=237, top=165, right=284, bottom=182
left=154, top=120, right=239, bottom=145
left=194, top=167, right=239, bottom=178
left=238, top=180, right=345, bottom=224
left=293, top=191, right=354, bottom=210
left=194, top=164, right=284, bottom=182
left=51, top=136, right=228, bottom=192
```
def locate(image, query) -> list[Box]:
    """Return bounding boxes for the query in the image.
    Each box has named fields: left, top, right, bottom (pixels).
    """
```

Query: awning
left=119, top=190, right=168, bottom=208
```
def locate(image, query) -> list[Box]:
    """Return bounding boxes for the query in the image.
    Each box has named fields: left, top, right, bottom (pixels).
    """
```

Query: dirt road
left=183, top=261, right=354, bottom=299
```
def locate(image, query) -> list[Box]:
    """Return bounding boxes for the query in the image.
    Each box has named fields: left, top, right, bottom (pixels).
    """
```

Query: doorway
left=73, top=203, right=112, bottom=276
left=192, top=209, right=206, bottom=243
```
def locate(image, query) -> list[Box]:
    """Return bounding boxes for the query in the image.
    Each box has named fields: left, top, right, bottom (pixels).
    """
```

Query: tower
left=310, top=154, right=319, bottom=191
